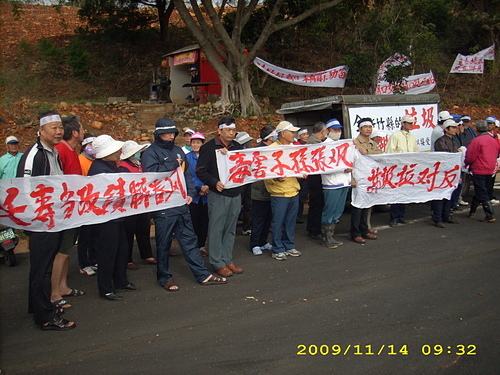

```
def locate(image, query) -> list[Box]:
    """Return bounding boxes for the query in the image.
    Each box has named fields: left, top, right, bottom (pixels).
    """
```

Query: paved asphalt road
left=0, top=202, right=499, bottom=375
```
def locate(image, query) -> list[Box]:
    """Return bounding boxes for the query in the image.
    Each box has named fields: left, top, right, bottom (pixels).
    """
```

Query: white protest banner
left=376, top=71, right=436, bottom=95
left=0, top=169, right=187, bottom=232
left=376, top=53, right=411, bottom=82
left=478, top=44, right=495, bottom=60
left=253, top=57, right=348, bottom=88
left=450, top=53, right=484, bottom=73
left=347, top=103, right=438, bottom=152
left=216, top=140, right=355, bottom=188
left=352, top=151, right=463, bottom=209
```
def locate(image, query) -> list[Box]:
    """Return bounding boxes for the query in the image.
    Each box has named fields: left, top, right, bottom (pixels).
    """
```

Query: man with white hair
left=17, top=110, right=76, bottom=330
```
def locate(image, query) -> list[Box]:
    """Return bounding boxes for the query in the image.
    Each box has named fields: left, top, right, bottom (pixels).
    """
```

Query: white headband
left=40, top=115, right=61, bottom=127
left=219, top=123, right=236, bottom=129
left=359, top=121, right=373, bottom=127
left=257, top=130, right=277, bottom=143
left=298, top=129, right=308, bottom=136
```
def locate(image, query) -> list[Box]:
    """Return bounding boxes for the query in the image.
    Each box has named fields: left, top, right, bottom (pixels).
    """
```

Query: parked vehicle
left=0, top=225, right=19, bottom=267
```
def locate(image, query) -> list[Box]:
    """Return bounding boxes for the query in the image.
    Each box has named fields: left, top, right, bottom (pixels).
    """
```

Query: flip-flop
left=163, top=279, right=179, bottom=292
left=62, top=288, right=85, bottom=297
left=201, top=275, right=227, bottom=286
left=41, top=318, right=76, bottom=331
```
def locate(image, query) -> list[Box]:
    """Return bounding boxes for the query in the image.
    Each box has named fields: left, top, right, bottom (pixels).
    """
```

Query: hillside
left=0, top=2, right=498, bottom=147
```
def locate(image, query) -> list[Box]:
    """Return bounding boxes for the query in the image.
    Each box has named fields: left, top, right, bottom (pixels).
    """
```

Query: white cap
left=442, top=119, right=458, bottom=129
left=235, top=131, right=253, bottom=145
left=5, top=136, right=19, bottom=144
left=276, top=121, right=300, bottom=132
left=370, top=129, right=387, bottom=139
left=438, top=111, right=453, bottom=122
left=401, top=115, right=415, bottom=123
left=120, top=140, right=148, bottom=160
left=92, top=135, right=124, bottom=159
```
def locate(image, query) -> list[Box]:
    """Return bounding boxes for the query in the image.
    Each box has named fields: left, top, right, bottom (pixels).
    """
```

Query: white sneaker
left=90, top=264, right=98, bottom=271
left=272, top=252, right=287, bottom=261
left=491, top=199, right=500, bottom=204
left=458, top=199, right=469, bottom=206
left=260, top=243, right=272, bottom=251
left=242, top=229, right=251, bottom=235
left=252, top=246, right=263, bottom=256
left=80, top=266, right=96, bottom=276
left=285, top=249, right=302, bottom=257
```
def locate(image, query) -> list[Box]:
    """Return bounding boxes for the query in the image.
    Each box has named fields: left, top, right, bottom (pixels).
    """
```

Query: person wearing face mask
left=142, top=118, right=227, bottom=290
left=326, top=118, right=343, bottom=141
left=305, top=122, right=328, bottom=241
left=119, top=141, right=157, bottom=270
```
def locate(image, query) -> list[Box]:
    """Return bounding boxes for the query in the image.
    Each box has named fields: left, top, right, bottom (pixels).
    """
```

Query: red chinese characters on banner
left=367, top=162, right=460, bottom=193
left=30, top=184, right=56, bottom=229
left=228, top=152, right=253, bottom=183
left=0, top=188, right=29, bottom=226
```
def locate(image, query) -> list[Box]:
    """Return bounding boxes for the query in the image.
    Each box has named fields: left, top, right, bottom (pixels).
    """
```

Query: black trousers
left=307, top=175, right=324, bottom=235
left=77, top=224, right=98, bottom=269
left=350, top=207, right=369, bottom=238
left=240, top=184, right=252, bottom=232
left=124, top=213, right=153, bottom=262
left=297, top=178, right=308, bottom=219
left=27, top=231, right=62, bottom=325
left=189, top=201, right=209, bottom=248
left=249, top=199, right=272, bottom=250
left=95, top=221, right=129, bottom=296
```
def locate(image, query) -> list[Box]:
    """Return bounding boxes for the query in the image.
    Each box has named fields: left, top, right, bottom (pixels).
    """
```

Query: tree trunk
left=218, top=60, right=261, bottom=117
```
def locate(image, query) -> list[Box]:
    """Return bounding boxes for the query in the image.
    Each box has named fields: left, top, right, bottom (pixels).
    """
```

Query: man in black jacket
left=17, top=110, right=76, bottom=331
left=141, top=118, right=227, bottom=290
left=195, top=117, right=244, bottom=277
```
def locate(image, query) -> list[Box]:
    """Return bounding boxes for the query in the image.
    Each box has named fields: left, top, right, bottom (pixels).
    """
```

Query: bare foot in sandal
left=163, top=278, right=179, bottom=292
left=201, top=274, right=227, bottom=286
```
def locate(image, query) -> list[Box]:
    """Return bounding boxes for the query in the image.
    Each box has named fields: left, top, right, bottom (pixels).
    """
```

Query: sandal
left=52, top=299, right=72, bottom=309
left=163, top=279, right=179, bottom=292
left=41, top=317, right=76, bottom=331
left=201, top=274, right=227, bottom=286
left=62, top=288, right=85, bottom=297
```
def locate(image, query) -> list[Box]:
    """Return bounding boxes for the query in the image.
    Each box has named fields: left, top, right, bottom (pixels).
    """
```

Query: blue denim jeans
left=322, top=187, right=349, bottom=225
left=152, top=206, right=210, bottom=285
left=270, top=195, right=299, bottom=254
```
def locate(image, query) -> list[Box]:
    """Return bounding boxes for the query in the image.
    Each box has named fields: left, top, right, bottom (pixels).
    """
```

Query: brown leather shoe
left=227, top=264, right=243, bottom=274
left=352, top=236, right=366, bottom=244
left=362, top=233, right=378, bottom=240
left=216, top=266, right=233, bottom=277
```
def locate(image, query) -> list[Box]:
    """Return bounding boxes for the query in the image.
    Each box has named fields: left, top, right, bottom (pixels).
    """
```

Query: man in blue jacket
left=141, top=118, right=227, bottom=290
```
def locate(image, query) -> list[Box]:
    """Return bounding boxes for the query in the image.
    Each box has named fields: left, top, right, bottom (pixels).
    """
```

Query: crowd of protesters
left=1, top=109, right=499, bottom=331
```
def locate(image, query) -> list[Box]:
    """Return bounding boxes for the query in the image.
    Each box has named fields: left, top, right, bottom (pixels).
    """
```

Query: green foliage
left=38, top=38, right=64, bottom=63
left=67, top=38, right=90, bottom=77
left=340, top=51, right=374, bottom=90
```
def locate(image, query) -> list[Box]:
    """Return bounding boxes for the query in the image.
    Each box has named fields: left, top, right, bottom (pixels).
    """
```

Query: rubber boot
left=480, top=201, right=496, bottom=222
left=321, top=225, right=331, bottom=248
left=468, top=197, right=479, bottom=218
left=329, top=224, right=344, bottom=247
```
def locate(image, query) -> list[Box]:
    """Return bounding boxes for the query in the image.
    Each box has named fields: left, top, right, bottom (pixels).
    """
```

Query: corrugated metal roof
left=163, top=44, right=200, bottom=57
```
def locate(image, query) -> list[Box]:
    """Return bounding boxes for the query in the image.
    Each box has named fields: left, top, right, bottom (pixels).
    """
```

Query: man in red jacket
left=465, top=120, right=500, bottom=222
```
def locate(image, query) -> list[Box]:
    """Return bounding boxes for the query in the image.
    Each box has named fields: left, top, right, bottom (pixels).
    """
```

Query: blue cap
left=486, top=116, right=497, bottom=123
left=154, top=118, right=179, bottom=135
left=326, top=118, right=343, bottom=129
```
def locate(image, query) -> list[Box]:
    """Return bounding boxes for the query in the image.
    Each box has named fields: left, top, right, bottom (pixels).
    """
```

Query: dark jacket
left=435, top=135, right=459, bottom=153
left=141, top=135, right=195, bottom=197
left=196, top=136, right=243, bottom=197
left=16, top=138, right=62, bottom=177
left=251, top=144, right=271, bottom=201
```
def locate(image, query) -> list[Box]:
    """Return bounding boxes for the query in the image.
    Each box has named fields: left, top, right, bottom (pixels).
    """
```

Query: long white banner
left=450, top=44, right=495, bottom=73
left=217, top=141, right=355, bottom=188
left=253, top=57, right=348, bottom=87
left=0, top=169, right=187, bottom=232
left=352, top=152, right=463, bottom=208
left=376, top=71, right=436, bottom=95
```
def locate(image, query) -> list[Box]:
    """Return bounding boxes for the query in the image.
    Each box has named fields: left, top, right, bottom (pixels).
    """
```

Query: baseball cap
left=370, top=129, right=387, bottom=139
left=401, top=115, right=415, bottom=123
left=442, top=119, right=458, bottom=129
left=6, top=136, right=19, bottom=144
left=326, top=118, right=343, bottom=129
left=486, top=116, right=497, bottom=123
left=235, top=131, right=253, bottom=145
left=276, top=121, right=300, bottom=132
left=438, top=111, right=453, bottom=122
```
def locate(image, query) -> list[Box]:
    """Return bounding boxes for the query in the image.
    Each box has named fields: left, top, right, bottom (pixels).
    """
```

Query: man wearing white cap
left=196, top=117, right=245, bottom=276
left=0, top=135, right=23, bottom=179
left=430, top=111, right=453, bottom=151
left=16, top=110, right=76, bottom=330
left=386, top=115, right=419, bottom=227
left=264, top=121, right=303, bottom=261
